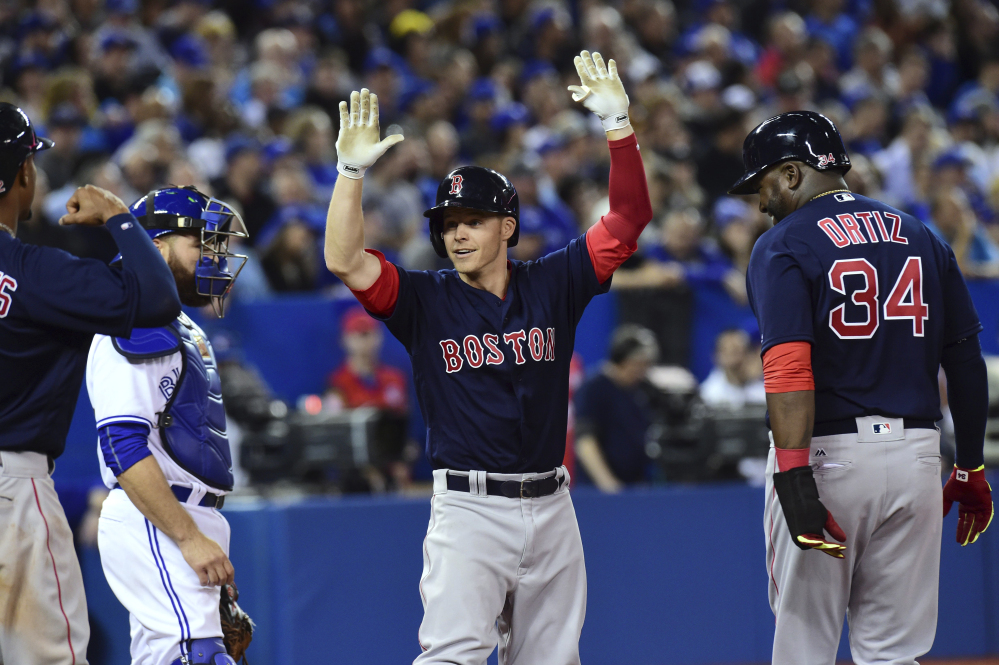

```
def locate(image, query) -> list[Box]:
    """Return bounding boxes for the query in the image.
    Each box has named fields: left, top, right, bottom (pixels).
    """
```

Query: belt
left=113, top=484, right=225, bottom=509
left=446, top=473, right=564, bottom=498
left=812, top=418, right=937, bottom=438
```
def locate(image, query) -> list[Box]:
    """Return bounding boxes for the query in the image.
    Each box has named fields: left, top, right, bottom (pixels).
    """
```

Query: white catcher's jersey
left=86, top=319, right=229, bottom=497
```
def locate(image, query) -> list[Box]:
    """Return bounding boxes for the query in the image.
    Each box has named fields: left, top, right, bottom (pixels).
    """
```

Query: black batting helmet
left=0, top=103, right=53, bottom=195
left=423, top=166, right=519, bottom=258
left=728, top=111, right=851, bottom=195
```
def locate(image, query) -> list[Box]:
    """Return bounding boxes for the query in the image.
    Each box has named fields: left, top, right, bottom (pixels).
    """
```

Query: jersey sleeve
left=86, top=335, right=177, bottom=429
left=747, top=233, right=815, bottom=353
left=369, top=263, right=422, bottom=353
left=16, top=243, right=139, bottom=337
left=939, top=242, right=983, bottom=345
left=533, top=234, right=610, bottom=325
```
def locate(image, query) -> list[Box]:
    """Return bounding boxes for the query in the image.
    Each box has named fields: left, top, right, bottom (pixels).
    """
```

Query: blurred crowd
left=8, top=0, right=999, bottom=301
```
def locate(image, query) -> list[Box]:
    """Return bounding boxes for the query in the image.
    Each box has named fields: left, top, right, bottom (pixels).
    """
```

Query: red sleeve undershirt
left=351, top=133, right=653, bottom=315
left=585, top=132, right=654, bottom=283
left=762, top=341, right=815, bottom=394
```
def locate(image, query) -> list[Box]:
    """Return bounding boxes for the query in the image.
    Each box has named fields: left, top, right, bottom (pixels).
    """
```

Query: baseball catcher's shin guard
left=170, top=637, right=236, bottom=665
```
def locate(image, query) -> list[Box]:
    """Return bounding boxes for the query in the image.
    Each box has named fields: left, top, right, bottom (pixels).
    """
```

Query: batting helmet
left=423, top=166, right=519, bottom=258
left=727, top=111, right=851, bottom=195
left=125, top=186, right=248, bottom=317
left=0, top=102, right=53, bottom=195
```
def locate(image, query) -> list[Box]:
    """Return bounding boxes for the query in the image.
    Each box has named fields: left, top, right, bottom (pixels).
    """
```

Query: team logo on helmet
left=0, top=180, right=4, bottom=194
left=817, top=153, right=836, bottom=167
left=449, top=174, right=463, bottom=195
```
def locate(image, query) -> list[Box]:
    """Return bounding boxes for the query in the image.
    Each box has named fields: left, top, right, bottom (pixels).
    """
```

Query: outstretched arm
left=324, top=89, right=404, bottom=291
left=568, top=51, right=653, bottom=282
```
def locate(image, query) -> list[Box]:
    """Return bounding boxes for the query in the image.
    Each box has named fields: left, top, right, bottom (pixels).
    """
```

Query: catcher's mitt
left=220, top=582, right=254, bottom=662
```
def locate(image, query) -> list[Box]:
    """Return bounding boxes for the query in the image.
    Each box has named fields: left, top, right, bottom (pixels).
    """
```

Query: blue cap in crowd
left=491, top=103, right=531, bottom=133
left=398, top=78, right=436, bottom=112
left=106, top=0, right=138, bottom=15
left=471, top=14, right=503, bottom=42
left=100, top=31, right=138, bottom=52
left=224, top=135, right=261, bottom=163
left=363, top=46, right=407, bottom=74
left=170, top=34, right=209, bottom=68
left=713, top=197, right=752, bottom=228
left=520, top=60, right=557, bottom=85
left=19, top=12, right=59, bottom=36
left=263, top=137, right=294, bottom=165
left=49, top=103, right=86, bottom=128
left=932, top=148, right=972, bottom=171
left=467, top=78, right=496, bottom=103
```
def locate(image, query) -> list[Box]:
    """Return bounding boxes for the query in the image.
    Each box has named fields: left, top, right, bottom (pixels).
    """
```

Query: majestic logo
left=956, top=469, right=969, bottom=482
left=814, top=448, right=827, bottom=457
left=449, top=174, right=463, bottom=195
left=872, top=422, right=891, bottom=434
left=817, top=153, right=836, bottom=167
left=0, top=272, right=17, bottom=318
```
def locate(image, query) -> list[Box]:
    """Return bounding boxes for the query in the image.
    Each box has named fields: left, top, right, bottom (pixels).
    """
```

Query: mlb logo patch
left=834, top=192, right=855, bottom=202
left=956, top=469, right=969, bottom=482
left=872, top=422, right=891, bottom=435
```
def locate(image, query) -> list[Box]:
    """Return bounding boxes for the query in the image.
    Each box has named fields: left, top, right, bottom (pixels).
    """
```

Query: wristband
left=337, top=161, right=366, bottom=179
left=601, top=112, right=630, bottom=132
left=776, top=447, right=810, bottom=472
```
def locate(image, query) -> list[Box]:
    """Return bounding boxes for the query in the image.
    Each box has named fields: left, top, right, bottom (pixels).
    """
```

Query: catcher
left=86, top=186, right=253, bottom=664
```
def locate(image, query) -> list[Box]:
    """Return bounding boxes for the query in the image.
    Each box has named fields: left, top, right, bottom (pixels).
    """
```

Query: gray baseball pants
left=764, top=417, right=943, bottom=665
left=415, top=466, right=586, bottom=665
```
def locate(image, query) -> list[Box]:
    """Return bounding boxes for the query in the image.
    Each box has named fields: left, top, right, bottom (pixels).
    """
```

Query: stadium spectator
left=575, top=325, right=660, bottom=493
left=927, top=186, right=999, bottom=278
left=700, top=329, right=766, bottom=408
left=326, top=308, right=408, bottom=415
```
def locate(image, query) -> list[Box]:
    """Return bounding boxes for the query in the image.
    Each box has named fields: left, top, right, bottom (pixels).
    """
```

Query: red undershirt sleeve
left=585, top=133, right=654, bottom=283
left=762, top=341, right=815, bottom=393
left=349, top=249, right=399, bottom=317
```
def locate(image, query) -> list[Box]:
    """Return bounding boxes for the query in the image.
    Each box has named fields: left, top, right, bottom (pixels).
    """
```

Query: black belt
left=446, top=473, right=564, bottom=498
left=812, top=418, right=937, bottom=438
left=113, top=484, right=225, bottom=509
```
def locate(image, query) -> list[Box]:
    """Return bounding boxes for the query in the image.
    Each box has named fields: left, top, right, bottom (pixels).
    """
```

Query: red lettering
left=545, top=328, right=555, bottom=361
left=439, top=339, right=463, bottom=373
left=836, top=214, right=867, bottom=244
left=817, top=218, right=850, bottom=248
left=872, top=211, right=891, bottom=242
left=854, top=212, right=880, bottom=243
left=463, top=335, right=484, bottom=368
left=483, top=333, right=504, bottom=365
left=528, top=327, right=544, bottom=361
left=0, top=273, right=16, bottom=319
left=885, top=212, right=908, bottom=245
left=503, top=330, right=527, bottom=365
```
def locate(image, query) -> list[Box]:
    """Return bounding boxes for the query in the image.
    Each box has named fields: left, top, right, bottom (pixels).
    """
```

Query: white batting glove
left=567, top=50, right=631, bottom=132
left=335, top=88, right=404, bottom=179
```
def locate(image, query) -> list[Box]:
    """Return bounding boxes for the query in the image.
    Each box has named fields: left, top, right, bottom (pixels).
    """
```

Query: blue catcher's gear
left=124, top=186, right=248, bottom=317
left=170, top=637, right=236, bottom=665
left=113, top=313, right=234, bottom=491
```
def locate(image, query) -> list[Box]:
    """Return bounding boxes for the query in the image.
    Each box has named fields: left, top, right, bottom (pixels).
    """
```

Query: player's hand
left=943, top=465, right=994, bottom=546
left=773, top=465, right=847, bottom=559
left=567, top=50, right=630, bottom=131
left=178, top=531, right=235, bottom=586
left=58, top=184, right=129, bottom=226
left=335, top=88, right=404, bottom=179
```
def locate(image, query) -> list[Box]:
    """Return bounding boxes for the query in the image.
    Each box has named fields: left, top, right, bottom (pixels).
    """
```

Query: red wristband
left=776, top=448, right=810, bottom=472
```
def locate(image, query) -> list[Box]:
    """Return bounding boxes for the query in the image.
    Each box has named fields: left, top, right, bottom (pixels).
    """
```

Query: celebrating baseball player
left=85, top=186, right=248, bottom=665
left=0, top=102, right=181, bottom=665
left=733, top=111, right=993, bottom=664
left=325, top=51, right=651, bottom=663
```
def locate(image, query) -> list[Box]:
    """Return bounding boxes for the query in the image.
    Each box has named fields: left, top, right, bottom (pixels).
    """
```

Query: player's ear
left=501, top=216, right=516, bottom=242
left=783, top=162, right=803, bottom=190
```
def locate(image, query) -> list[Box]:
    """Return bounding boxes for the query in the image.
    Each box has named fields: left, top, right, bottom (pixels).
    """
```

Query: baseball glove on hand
left=220, top=582, right=254, bottom=662
left=943, top=465, right=994, bottom=546
left=567, top=50, right=631, bottom=131
left=773, top=466, right=847, bottom=558
left=335, top=88, right=404, bottom=179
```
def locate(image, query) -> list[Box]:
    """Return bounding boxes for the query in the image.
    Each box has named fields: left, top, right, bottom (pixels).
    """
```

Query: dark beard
left=168, top=252, right=212, bottom=308
left=766, top=188, right=792, bottom=223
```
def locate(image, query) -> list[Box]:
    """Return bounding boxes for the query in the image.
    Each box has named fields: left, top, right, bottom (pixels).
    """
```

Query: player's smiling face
left=441, top=208, right=517, bottom=274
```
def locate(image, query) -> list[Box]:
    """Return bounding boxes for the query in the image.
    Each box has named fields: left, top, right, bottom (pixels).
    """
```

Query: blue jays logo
left=159, top=368, right=180, bottom=400
left=872, top=422, right=891, bottom=434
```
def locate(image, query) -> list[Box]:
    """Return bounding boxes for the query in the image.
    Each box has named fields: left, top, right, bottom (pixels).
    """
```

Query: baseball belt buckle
left=520, top=479, right=538, bottom=498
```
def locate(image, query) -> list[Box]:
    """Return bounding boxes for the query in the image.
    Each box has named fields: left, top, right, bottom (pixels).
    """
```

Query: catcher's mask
left=122, top=185, right=248, bottom=317
left=423, top=166, right=520, bottom=258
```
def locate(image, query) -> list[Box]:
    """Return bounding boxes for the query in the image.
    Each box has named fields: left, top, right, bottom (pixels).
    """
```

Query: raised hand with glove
left=335, top=88, right=404, bottom=180
left=943, top=465, right=994, bottom=546
left=773, top=447, right=847, bottom=559
left=568, top=50, right=631, bottom=133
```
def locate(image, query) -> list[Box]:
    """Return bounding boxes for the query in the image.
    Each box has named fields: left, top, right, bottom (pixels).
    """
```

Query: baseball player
left=85, top=186, right=247, bottom=665
left=732, top=111, right=994, bottom=664
left=0, top=103, right=181, bottom=665
left=325, top=51, right=651, bottom=664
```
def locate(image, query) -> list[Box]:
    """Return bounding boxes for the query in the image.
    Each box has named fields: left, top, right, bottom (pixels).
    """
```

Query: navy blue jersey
left=377, top=234, right=608, bottom=473
left=747, top=192, right=981, bottom=425
left=0, top=234, right=139, bottom=456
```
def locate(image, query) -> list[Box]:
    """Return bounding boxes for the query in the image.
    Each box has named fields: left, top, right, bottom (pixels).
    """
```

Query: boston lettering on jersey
left=747, top=192, right=981, bottom=426
left=376, top=235, right=607, bottom=474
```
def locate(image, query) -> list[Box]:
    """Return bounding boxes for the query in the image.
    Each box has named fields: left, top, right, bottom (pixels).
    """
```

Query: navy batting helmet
left=728, top=111, right=851, bottom=195
left=423, top=166, right=519, bottom=258
left=0, top=102, right=53, bottom=195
